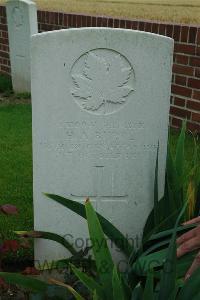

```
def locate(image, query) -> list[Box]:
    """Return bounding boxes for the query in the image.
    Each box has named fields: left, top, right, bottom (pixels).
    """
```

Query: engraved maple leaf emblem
left=72, top=52, right=134, bottom=112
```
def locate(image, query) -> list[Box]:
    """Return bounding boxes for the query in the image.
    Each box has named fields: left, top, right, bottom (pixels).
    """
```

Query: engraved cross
left=71, top=165, right=128, bottom=204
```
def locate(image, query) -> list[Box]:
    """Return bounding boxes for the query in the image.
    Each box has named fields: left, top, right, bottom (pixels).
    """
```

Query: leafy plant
left=10, top=123, right=200, bottom=299
left=143, top=121, right=200, bottom=242
left=46, top=199, right=200, bottom=300
left=49, top=199, right=129, bottom=300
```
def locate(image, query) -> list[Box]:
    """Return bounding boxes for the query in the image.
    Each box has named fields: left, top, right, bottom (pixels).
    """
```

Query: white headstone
left=31, top=28, right=173, bottom=266
left=6, top=0, right=38, bottom=93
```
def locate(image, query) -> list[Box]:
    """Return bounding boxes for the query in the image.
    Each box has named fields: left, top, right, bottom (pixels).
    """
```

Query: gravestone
left=6, top=0, right=38, bottom=93
left=31, top=28, right=173, bottom=265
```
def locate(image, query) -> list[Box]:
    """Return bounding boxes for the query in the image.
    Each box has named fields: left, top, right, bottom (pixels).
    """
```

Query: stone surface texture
left=31, top=28, right=174, bottom=264
left=6, top=0, right=38, bottom=92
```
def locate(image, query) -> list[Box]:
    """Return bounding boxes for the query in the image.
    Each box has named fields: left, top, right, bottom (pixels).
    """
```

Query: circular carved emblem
left=12, top=7, right=23, bottom=28
left=71, top=49, right=135, bottom=115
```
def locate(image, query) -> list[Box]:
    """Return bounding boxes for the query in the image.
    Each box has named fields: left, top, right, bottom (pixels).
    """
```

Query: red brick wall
left=0, top=5, right=200, bottom=132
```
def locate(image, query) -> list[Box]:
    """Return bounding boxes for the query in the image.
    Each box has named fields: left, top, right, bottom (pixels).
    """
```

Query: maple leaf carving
left=72, top=52, right=134, bottom=112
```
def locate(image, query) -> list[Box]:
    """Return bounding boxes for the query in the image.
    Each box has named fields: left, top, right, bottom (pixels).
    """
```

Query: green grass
left=0, top=103, right=198, bottom=261
left=0, top=104, right=33, bottom=243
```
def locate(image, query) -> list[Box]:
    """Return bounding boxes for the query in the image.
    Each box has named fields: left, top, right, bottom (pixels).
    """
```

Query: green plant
left=43, top=199, right=200, bottom=299
left=11, top=123, right=200, bottom=299
left=3, top=200, right=200, bottom=299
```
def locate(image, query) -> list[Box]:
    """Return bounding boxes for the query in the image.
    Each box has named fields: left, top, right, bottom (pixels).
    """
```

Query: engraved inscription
left=71, top=49, right=135, bottom=115
left=12, top=7, right=23, bottom=28
left=39, top=120, right=159, bottom=161
left=71, top=165, right=128, bottom=199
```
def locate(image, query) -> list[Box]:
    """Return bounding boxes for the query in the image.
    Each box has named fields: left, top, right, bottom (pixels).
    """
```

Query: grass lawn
left=0, top=104, right=33, bottom=244
left=1, top=0, right=200, bottom=24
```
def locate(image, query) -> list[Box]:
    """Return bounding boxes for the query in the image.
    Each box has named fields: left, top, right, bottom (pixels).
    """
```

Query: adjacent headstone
left=6, top=0, right=38, bottom=93
left=31, top=28, right=173, bottom=265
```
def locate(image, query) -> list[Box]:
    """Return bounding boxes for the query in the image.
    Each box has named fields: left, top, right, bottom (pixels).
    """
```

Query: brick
left=2, top=45, right=8, bottom=52
left=54, top=12, right=59, bottom=25
left=76, top=15, right=81, bottom=28
left=101, top=17, right=107, bottom=27
left=40, top=11, right=45, bottom=23
left=171, top=117, right=183, bottom=128
left=174, top=43, right=196, bottom=55
left=175, top=75, right=187, bottom=86
left=125, top=20, right=132, bottom=29
left=187, top=100, right=200, bottom=111
left=0, top=17, right=7, bottom=25
left=0, top=24, right=7, bottom=31
left=58, top=13, right=64, bottom=26
left=0, top=37, right=8, bottom=45
left=195, top=68, right=200, bottom=78
left=144, top=22, right=152, bottom=32
left=188, top=27, right=197, bottom=44
left=171, top=84, right=192, bottom=97
left=132, top=21, right=138, bottom=30
left=190, top=57, right=200, bottom=67
left=174, top=97, right=185, bottom=107
left=166, top=24, right=173, bottom=38
left=180, top=26, right=189, bottom=43
left=176, top=54, right=189, bottom=65
left=0, top=6, right=6, bottom=17
left=159, top=24, right=166, bottom=35
left=113, top=19, right=120, bottom=28
left=173, top=64, right=194, bottom=76
left=38, top=23, right=41, bottom=32
left=1, top=31, right=8, bottom=39
left=108, top=18, right=113, bottom=28
left=197, top=29, right=200, bottom=45
left=3, top=58, right=7, bottom=65
left=49, top=12, right=55, bottom=24
left=82, top=15, right=87, bottom=27
left=1, top=65, right=10, bottom=73
left=188, top=78, right=200, bottom=89
left=86, top=16, right=92, bottom=27
left=187, top=121, right=200, bottom=132
left=170, top=106, right=191, bottom=119
left=91, top=16, right=97, bottom=27
left=40, top=23, right=54, bottom=31
left=138, top=22, right=145, bottom=31
left=120, top=19, right=126, bottom=28
left=45, top=11, right=50, bottom=24
left=173, top=25, right=181, bottom=41
left=37, top=11, right=41, bottom=22
left=63, top=14, right=68, bottom=27
left=192, top=112, right=200, bottom=122
left=0, top=51, right=9, bottom=59
left=152, top=23, right=159, bottom=34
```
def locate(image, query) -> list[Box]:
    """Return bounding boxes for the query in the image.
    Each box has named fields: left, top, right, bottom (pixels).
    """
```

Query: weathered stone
left=6, top=0, right=38, bottom=92
left=31, top=28, right=173, bottom=265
